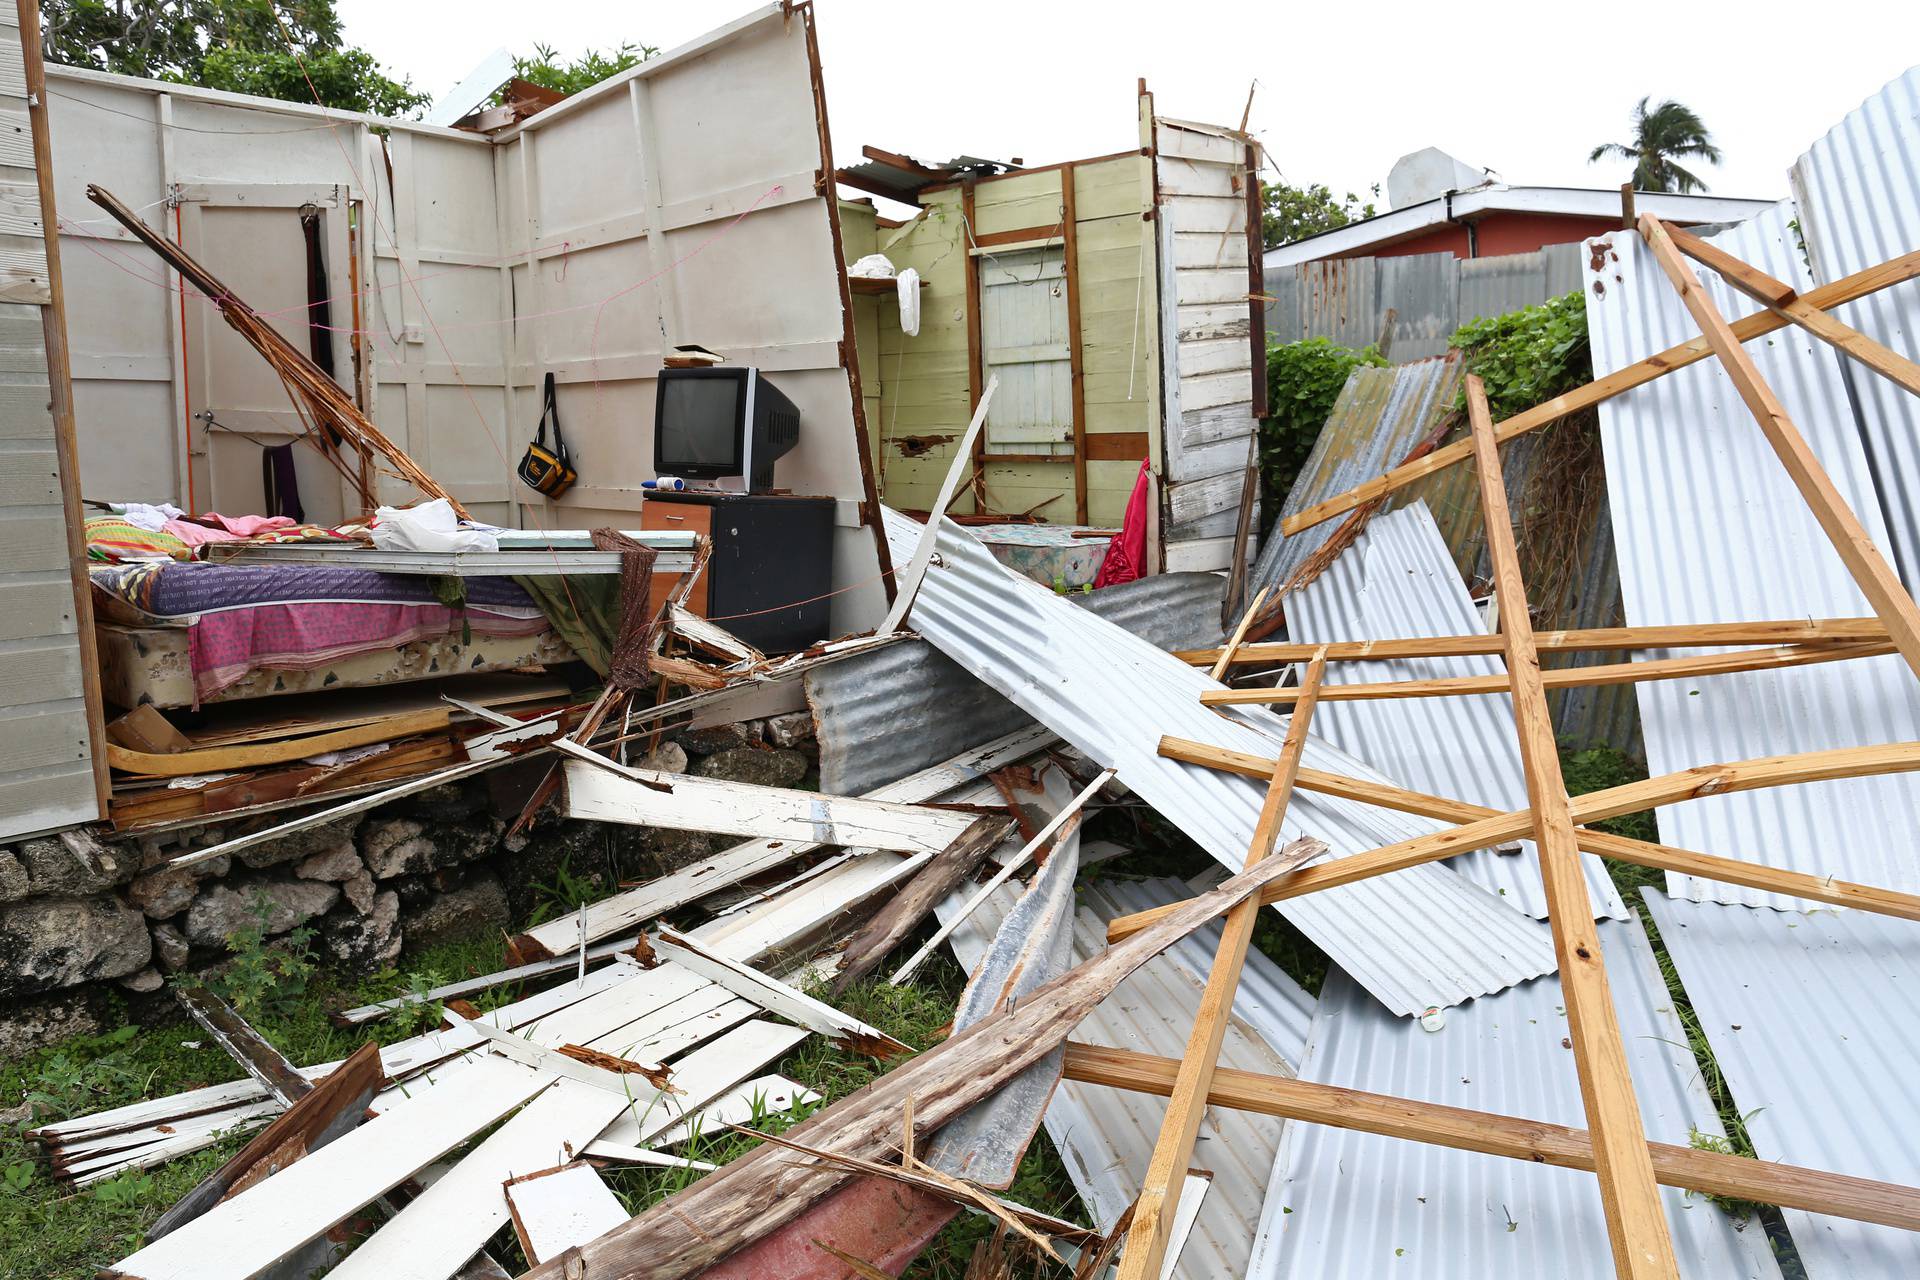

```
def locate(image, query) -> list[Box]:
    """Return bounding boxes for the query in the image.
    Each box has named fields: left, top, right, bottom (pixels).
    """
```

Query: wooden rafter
left=1280, top=245, right=1920, bottom=536
left=1156, top=735, right=1920, bottom=922
left=1108, top=735, right=1920, bottom=941
left=1198, top=639, right=1891, bottom=705
left=1175, top=616, right=1888, bottom=667
left=1465, top=372, right=1678, bottom=1278
left=1118, top=650, right=1327, bottom=1279
left=1662, top=220, right=1920, bottom=399
left=1638, top=212, right=1920, bottom=684
left=1061, top=1042, right=1920, bottom=1232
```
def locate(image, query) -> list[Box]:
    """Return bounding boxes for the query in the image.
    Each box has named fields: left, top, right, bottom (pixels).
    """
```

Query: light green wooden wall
left=863, top=155, right=1158, bottom=526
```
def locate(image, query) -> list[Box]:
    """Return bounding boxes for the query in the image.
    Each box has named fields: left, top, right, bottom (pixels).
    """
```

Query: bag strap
left=534, top=372, right=571, bottom=466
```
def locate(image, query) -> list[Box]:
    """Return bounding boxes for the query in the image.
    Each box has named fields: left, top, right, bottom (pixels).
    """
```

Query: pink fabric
left=164, top=520, right=242, bottom=548
left=1093, top=459, right=1151, bottom=588
left=203, top=513, right=298, bottom=536
left=164, top=513, right=298, bottom=549
left=187, top=602, right=550, bottom=700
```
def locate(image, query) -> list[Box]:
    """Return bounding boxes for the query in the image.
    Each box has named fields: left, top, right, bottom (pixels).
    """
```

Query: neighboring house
left=1264, top=146, right=1774, bottom=270
left=1262, top=148, right=1777, bottom=360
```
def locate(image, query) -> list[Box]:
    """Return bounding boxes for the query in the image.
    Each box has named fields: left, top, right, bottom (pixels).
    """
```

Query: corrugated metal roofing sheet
left=1583, top=202, right=1920, bottom=908
left=807, top=573, right=1224, bottom=798
left=1256, top=356, right=1634, bottom=755
left=1645, top=891, right=1920, bottom=1277
left=1253, top=354, right=1466, bottom=598
left=1286, top=501, right=1626, bottom=920
left=1790, top=66, right=1920, bottom=588
left=885, top=506, right=1556, bottom=1015
left=938, top=874, right=1315, bottom=1279
left=1249, top=917, right=1782, bottom=1279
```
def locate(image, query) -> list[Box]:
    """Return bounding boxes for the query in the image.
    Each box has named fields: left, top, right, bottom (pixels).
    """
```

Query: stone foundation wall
left=0, top=710, right=818, bottom=1057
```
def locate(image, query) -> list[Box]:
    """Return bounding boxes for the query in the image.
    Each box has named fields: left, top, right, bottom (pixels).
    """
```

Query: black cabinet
left=641, top=491, right=834, bottom=653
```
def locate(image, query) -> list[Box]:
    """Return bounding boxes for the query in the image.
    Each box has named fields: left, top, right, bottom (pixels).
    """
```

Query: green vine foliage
left=1449, top=290, right=1593, bottom=420
left=1258, top=338, right=1384, bottom=534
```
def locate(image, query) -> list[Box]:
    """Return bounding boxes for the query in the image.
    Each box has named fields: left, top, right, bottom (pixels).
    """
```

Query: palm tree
left=1589, top=97, right=1723, bottom=194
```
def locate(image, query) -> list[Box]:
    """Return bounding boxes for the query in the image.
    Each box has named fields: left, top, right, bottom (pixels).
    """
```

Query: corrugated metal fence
left=1266, top=244, right=1585, bottom=359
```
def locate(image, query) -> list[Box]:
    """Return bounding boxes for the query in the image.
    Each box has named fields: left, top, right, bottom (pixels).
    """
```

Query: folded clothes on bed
left=89, top=561, right=543, bottom=620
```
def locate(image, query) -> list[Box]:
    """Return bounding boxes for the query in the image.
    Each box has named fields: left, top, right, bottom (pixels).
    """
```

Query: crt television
left=654, top=366, right=800, bottom=493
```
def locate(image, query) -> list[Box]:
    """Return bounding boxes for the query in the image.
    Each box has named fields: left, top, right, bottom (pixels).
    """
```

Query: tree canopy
left=509, top=41, right=656, bottom=99
left=1588, top=97, right=1722, bottom=194
left=40, top=0, right=428, bottom=118
left=1261, top=180, right=1378, bottom=250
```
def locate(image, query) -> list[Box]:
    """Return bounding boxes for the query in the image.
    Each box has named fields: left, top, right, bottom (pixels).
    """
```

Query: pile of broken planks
left=47, top=187, right=1920, bottom=1280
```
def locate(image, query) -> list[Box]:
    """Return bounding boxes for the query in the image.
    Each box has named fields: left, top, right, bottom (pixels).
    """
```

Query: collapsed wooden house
left=4, top=1, right=1920, bottom=1278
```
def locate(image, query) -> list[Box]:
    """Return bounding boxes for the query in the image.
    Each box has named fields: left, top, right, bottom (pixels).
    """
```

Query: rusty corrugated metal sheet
left=1253, top=354, right=1636, bottom=754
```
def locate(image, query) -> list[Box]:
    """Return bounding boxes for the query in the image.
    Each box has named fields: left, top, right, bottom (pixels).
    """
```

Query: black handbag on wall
left=517, top=372, right=578, bottom=498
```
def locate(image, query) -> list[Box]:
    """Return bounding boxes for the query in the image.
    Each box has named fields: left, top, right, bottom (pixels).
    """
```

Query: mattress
left=88, top=561, right=557, bottom=704
left=98, top=623, right=576, bottom=710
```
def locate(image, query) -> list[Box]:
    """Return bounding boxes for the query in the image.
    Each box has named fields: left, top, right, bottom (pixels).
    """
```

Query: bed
left=89, top=560, right=575, bottom=709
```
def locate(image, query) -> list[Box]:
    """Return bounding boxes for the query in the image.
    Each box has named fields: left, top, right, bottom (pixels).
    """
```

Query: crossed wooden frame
left=1094, top=219, right=1920, bottom=1278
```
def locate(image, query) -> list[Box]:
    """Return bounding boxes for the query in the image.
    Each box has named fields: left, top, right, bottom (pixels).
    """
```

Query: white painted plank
left=561, top=756, right=978, bottom=854
left=647, top=1074, right=820, bottom=1148
left=329, top=1080, right=629, bottom=1280
left=519, top=726, right=1053, bottom=958
left=53, top=965, right=636, bottom=1176
left=577, top=1141, right=717, bottom=1171
left=591, top=988, right=758, bottom=1064
left=591, top=1019, right=810, bottom=1148
left=108, top=1056, right=551, bottom=1280
left=506, top=1163, right=631, bottom=1266
left=653, top=928, right=910, bottom=1055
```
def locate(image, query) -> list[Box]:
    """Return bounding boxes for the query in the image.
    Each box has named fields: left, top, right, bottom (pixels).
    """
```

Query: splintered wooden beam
left=830, top=815, right=1016, bottom=992
left=1198, top=640, right=1893, bottom=704
left=146, top=1043, right=382, bottom=1241
left=1638, top=213, right=1920, bottom=686
left=1174, top=616, right=1888, bottom=667
left=1119, top=652, right=1328, bottom=1280
left=1156, top=735, right=1920, bottom=922
left=1467, top=372, right=1678, bottom=1279
left=1663, top=220, right=1920, bottom=400
left=1113, top=735, right=1920, bottom=941
left=1279, top=244, right=1920, bottom=536
left=1060, top=1042, right=1920, bottom=1232
left=515, top=846, right=1324, bottom=1280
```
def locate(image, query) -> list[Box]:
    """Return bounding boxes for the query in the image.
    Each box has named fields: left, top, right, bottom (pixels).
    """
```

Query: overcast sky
left=338, top=0, right=1919, bottom=215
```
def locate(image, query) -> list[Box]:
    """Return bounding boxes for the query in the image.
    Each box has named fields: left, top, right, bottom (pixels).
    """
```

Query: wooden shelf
left=847, top=275, right=923, bottom=297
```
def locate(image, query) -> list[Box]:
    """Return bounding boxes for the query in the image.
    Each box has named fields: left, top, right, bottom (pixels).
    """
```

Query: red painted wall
left=1356, top=212, right=1624, bottom=261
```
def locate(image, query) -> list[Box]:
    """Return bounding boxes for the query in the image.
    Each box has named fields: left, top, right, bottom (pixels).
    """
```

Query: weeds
left=201, top=895, right=317, bottom=1021
left=525, top=855, right=604, bottom=927
left=378, top=967, right=450, bottom=1040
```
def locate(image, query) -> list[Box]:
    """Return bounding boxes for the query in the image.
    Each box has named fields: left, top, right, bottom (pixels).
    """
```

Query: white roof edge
left=1262, top=184, right=1779, bottom=268
left=45, top=63, right=488, bottom=143
left=46, top=3, right=789, bottom=149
